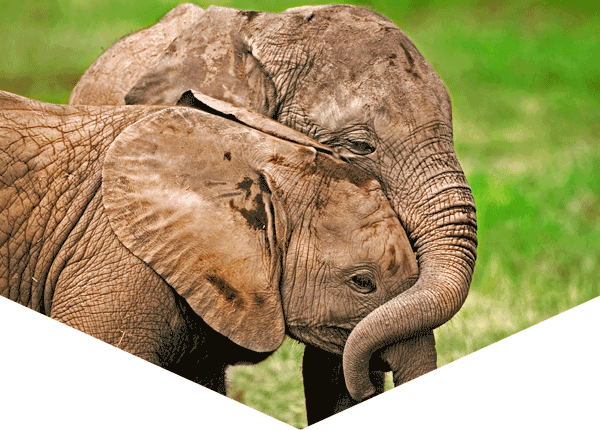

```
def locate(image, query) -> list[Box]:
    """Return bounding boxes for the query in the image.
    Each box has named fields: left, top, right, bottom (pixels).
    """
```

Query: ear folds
left=102, top=107, right=285, bottom=352
left=125, top=7, right=277, bottom=118
left=176, top=90, right=334, bottom=154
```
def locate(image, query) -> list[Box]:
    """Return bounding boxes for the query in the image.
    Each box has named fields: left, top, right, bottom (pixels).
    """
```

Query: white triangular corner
left=312, top=296, right=600, bottom=429
left=2, top=296, right=598, bottom=429
left=0, top=297, right=292, bottom=429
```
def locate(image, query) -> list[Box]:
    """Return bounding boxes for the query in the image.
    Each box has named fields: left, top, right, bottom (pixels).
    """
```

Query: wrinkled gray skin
left=0, top=91, right=418, bottom=404
left=70, top=3, right=477, bottom=422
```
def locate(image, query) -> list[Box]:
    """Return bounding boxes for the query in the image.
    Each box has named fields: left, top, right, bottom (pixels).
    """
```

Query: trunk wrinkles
left=342, top=121, right=477, bottom=401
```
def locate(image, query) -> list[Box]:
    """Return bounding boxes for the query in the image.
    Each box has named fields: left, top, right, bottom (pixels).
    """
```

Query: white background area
left=1, top=295, right=598, bottom=429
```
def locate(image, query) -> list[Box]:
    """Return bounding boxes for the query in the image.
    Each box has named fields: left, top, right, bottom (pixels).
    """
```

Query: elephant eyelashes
left=345, top=140, right=376, bottom=155
left=349, top=274, right=377, bottom=294
left=323, top=134, right=376, bottom=156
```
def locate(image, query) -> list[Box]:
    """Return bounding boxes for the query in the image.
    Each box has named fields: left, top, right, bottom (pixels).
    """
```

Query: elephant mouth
left=287, top=325, right=352, bottom=356
left=287, top=325, right=396, bottom=371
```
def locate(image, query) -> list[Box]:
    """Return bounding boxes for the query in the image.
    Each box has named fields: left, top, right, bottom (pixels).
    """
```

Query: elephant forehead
left=291, top=17, right=451, bottom=128
left=307, top=91, right=373, bottom=133
left=320, top=177, right=393, bottom=224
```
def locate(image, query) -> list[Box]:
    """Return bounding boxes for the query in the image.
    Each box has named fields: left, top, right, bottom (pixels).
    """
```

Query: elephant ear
left=102, top=107, right=285, bottom=352
left=125, top=6, right=277, bottom=117
left=176, top=89, right=334, bottom=154
left=70, top=3, right=204, bottom=105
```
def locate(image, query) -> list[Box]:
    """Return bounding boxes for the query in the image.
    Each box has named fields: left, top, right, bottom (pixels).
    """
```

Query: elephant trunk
left=342, top=122, right=477, bottom=401
left=379, top=330, right=437, bottom=387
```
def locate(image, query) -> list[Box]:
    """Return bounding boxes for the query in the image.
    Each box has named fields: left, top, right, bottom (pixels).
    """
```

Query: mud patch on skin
left=230, top=175, right=271, bottom=231
left=206, top=275, right=244, bottom=308
left=229, top=193, right=268, bottom=231
left=401, top=43, right=419, bottom=78
left=268, top=154, right=286, bottom=165
left=236, top=177, right=253, bottom=198
left=258, top=174, right=270, bottom=193
left=254, top=294, right=266, bottom=307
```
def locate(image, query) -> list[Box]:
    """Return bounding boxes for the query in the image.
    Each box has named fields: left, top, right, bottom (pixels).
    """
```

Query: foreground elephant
left=70, top=2, right=477, bottom=420
left=0, top=91, right=418, bottom=402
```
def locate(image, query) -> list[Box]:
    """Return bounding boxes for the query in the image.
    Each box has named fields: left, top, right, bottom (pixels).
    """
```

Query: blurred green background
left=2, top=0, right=598, bottom=427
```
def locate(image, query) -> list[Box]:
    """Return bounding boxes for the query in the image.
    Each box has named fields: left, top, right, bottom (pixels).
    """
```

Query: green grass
left=2, top=1, right=599, bottom=427
left=228, top=339, right=309, bottom=427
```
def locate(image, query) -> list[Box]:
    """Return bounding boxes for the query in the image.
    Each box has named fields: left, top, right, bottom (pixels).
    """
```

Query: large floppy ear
left=69, top=4, right=204, bottom=106
left=125, top=7, right=277, bottom=117
left=102, top=107, right=286, bottom=352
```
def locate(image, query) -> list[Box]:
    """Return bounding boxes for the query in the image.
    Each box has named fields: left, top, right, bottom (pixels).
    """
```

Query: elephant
left=0, top=91, right=419, bottom=405
left=69, top=3, right=478, bottom=421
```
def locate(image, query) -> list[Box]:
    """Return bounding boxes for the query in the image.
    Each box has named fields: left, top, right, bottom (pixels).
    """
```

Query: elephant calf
left=0, top=91, right=418, bottom=406
left=70, top=5, right=478, bottom=421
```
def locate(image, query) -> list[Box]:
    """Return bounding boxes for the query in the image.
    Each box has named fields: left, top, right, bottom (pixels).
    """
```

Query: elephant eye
left=345, top=140, right=376, bottom=155
left=349, top=274, right=377, bottom=294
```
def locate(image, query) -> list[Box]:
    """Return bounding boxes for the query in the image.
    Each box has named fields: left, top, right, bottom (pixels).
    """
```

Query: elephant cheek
left=285, top=297, right=376, bottom=356
left=287, top=325, right=350, bottom=356
left=280, top=270, right=368, bottom=356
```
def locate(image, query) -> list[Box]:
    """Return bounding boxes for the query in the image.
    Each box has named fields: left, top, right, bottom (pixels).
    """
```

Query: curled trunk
left=379, top=330, right=437, bottom=387
left=342, top=123, right=477, bottom=401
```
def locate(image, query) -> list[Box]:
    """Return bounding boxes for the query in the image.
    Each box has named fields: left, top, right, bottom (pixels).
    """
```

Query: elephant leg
left=302, top=345, right=384, bottom=424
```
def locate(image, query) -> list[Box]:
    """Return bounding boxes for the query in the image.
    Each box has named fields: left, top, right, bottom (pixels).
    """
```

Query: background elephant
left=0, top=90, right=418, bottom=397
left=69, top=2, right=477, bottom=417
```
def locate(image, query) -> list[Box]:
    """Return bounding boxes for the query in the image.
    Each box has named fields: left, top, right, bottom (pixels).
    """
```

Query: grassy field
left=2, top=1, right=599, bottom=427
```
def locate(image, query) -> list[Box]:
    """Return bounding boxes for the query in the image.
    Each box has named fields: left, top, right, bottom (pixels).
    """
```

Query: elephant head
left=102, top=97, right=418, bottom=355
left=71, top=4, right=477, bottom=401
